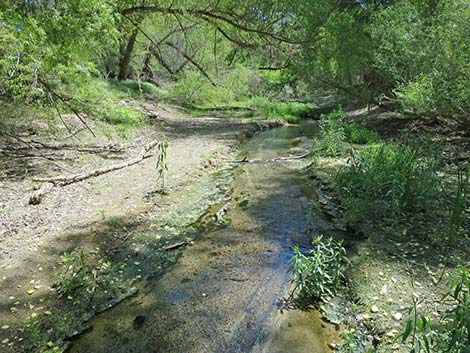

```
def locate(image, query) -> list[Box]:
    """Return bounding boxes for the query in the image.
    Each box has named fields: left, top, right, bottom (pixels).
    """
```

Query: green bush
left=336, top=142, right=442, bottom=231
left=319, top=108, right=346, bottom=156
left=106, top=79, right=168, bottom=99
left=315, top=108, right=379, bottom=156
left=247, top=96, right=313, bottom=123
left=400, top=268, right=470, bottom=353
left=291, top=236, right=347, bottom=301
left=99, top=105, right=143, bottom=127
left=344, top=124, right=378, bottom=144
left=369, top=0, right=470, bottom=116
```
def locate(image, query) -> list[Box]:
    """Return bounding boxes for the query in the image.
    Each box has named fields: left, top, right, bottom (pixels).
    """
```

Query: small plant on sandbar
left=155, top=140, right=169, bottom=194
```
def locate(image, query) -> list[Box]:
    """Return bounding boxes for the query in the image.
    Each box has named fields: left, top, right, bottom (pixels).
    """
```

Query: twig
left=231, top=152, right=310, bottom=164
left=163, top=239, right=193, bottom=251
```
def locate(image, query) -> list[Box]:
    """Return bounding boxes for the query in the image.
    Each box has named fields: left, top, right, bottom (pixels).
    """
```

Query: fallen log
left=231, top=152, right=310, bottom=164
left=32, top=140, right=160, bottom=187
left=163, top=239, right=193, bottom=251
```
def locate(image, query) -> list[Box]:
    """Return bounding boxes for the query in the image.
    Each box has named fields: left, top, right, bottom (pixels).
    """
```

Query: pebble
left=393, top=312, right=403, bottom=321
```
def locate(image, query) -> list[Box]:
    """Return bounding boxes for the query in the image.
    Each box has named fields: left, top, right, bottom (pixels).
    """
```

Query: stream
left=68, top=122, right=338, bottom=353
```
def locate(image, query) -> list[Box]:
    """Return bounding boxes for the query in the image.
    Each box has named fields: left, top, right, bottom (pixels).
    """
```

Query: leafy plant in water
left=291, top=235, right=347, bottom=301
left=448, top=164, right=469, bottom=243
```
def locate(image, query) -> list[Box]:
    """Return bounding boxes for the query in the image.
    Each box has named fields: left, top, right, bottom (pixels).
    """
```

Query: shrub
left=291, top=236, right=347, bottom=301
left=443, top=268, right=470, bottom=352
left=344, top=124, right=378, bottom=144
left=247, top=96, right=313, bottom=123
left=106, top=79, right=168, bottom=99
left=319, top=107, right=346, bottom=156
left=99, top=105, right=143, bottom=127
left=314, top=108, right=379, bottom=156
left=336, top=142, right=442, bottom=231
left=169, top=71, right=218, bottom=105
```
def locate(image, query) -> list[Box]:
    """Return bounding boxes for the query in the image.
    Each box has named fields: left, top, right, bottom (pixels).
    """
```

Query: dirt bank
left=0, top=101, right=283, bottom=352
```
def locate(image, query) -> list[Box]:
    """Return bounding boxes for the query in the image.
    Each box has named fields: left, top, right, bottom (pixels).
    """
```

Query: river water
left=68, top=122, right=337, bottom=353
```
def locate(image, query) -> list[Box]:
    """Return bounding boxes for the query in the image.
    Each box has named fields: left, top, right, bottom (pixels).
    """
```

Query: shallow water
left=69, top=122, right=337, bottom=353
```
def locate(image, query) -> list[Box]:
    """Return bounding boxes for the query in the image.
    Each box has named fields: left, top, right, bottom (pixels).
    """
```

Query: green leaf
left=402, top=319, right=413, bottom=343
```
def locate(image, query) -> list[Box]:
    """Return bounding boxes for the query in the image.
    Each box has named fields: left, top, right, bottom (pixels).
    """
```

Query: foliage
left=55, top=251, right=93, bottom=296
left=368, top=0, right=470, bottom=115
left=400, top=269, right=470, bottom=353
left=156, top=141, right=169, bottom=192
left=97, top=105, right=143, bottom=128
left=0, top=0, right=117, bottom=102
left=400, top=299, right=435, bottom=353
left=336, top=141, right=442, bottom=232
left=315, top=108, right=377, bottom=157
left=106, top=79, right=169, bottom=99
left=169, top=71, right=218, bottom=105
left=247, top=97, right=313, bottom=123
left=448, top=164, right=470, bottom=243
left=344, top=124, right=378, bottom=144
left=318, top=108, right=346, bottom=156
left=291, top=236, right=347, bottom=301
left=443, top=268, right=470, bottom=352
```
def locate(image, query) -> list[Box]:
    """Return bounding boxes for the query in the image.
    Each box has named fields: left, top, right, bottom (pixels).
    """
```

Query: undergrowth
left=313, top=108, right=378, bottom=156
left=245, top=97, right=314, bottom=123
left=400, top=268, right=470, bottom=353
left=335, top=141, right=442, bottom=233
left=291, top=236, right=347, bottom=302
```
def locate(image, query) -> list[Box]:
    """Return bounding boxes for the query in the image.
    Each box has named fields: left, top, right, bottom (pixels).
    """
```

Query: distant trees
left=0, top=0, right=468, bottom=116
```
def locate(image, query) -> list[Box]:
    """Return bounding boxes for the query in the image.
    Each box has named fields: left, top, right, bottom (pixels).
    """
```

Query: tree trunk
left=119, top=29, right=139, bottom=80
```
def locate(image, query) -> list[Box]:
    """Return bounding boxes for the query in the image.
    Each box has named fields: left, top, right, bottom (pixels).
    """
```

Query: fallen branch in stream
left=28, top=140, right=160, bottom=204
left=230, top=152, right=310, bottom=164
left=163, top=239, right=194, bottom=251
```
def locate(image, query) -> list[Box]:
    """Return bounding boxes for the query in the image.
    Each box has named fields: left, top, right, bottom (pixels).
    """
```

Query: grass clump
left=344, top=123, right=378, bottom=144
left=246, top=96, right=314, bottom=123
left=291, top=236, right=347, bottom=301
left=97, top=104, right=143, bottom=127
left=336, top=141, right=442, bottom=232
left=448, top=164, right=470, bottom=243
left=314, top=108, right=379, bottom=157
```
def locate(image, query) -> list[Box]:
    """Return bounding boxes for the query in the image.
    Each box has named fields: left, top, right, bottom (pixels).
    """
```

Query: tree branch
left=121, top=6, right=305, bottom=44
left=164, top=41, right=217, bottom=86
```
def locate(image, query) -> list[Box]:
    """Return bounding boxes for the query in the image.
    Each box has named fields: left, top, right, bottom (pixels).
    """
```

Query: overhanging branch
left=121, top=6, right=305, bottom=45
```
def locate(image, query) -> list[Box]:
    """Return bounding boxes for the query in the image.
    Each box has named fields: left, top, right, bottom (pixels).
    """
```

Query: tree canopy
left=0, top=0, right=469, bottom=115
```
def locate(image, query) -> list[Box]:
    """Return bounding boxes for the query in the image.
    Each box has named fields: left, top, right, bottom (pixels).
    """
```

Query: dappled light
left=0, top=1, right=469, bottom=352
